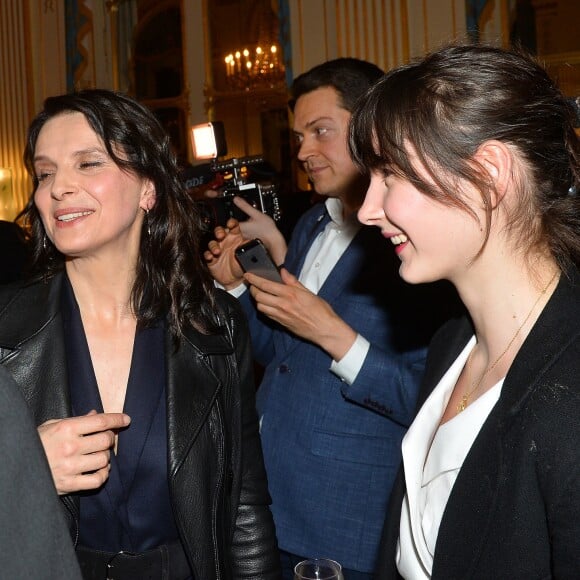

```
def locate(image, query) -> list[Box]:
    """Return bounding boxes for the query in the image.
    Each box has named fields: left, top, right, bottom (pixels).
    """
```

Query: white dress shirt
left=397, top=336, right=503, bottom=579
left=299, top=197, right=359, bottom=292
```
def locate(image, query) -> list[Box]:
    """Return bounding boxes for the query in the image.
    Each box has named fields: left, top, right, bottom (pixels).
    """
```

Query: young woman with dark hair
left=350, top=44, right=580, bottom=579
left=0, top=89, right=280, bottom=580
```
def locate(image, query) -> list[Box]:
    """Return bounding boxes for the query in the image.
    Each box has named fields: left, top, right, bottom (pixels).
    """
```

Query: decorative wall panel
left=288, top=0, right=467, bottom=77
left=0, top=1, right=33, bottom=219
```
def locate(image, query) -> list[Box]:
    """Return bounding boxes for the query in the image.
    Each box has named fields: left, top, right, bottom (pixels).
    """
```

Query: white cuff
left=330, top=334, right=370, bottom=385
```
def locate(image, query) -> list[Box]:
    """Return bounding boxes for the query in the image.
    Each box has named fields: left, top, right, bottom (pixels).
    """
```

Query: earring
left=42, top=234, right=47, bottom=251
left=146, top=208, right=151, bottom=237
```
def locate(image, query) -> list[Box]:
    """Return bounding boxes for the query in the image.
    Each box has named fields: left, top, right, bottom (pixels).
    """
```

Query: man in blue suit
left=205, top=58, right=458, bottom=578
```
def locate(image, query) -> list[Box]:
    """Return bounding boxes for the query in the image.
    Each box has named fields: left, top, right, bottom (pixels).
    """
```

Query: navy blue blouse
left=61, top=278, right=180, bottom=552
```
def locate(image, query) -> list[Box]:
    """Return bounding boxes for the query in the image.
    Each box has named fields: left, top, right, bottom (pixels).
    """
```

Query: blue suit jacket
left=239, top=203, right=457, bottom=571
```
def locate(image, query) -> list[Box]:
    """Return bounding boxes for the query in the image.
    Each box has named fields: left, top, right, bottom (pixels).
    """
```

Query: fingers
left=206, top=239, right=224, bottom=257
left=279, top=268, right=298, bottom=285
left=233, top=196, right=260, bottom=217
left=68, top=447, right=111, bottom=478
left=38, top=412, right=131, bottom=495
left=210, top=222, right=244, bottom=245
left=77, top=411, right=131, bottom=435
left=212, top=225, right=229, bottom=242
left=225, top=218, right=243, bottom=235
left=245, top=273, right=290, bottom=310
left=203, top=250, right=220, bottom=266
left=245, top=270, right=295, bottom=292
left=245, top=272, right=281, bottom=293
left=58, top=452, right=113, bottom=493
left=39, top=412, right=130, bottom=440
left=245, top=270, right=312, bottom=320
left=69, top=465, right=112, bottom=492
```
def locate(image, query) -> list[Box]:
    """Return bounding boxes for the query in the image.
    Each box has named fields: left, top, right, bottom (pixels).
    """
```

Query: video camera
left=185, top=121, right=281, bottom=230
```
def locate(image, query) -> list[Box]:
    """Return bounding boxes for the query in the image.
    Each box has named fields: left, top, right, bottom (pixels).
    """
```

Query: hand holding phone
left=234, top=239, right=283, bottom=283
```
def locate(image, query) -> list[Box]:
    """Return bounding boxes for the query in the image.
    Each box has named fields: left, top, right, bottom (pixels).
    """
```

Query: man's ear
left=140, top=179, right=157, bottom=211
left=473, top=140, right=513, bottom=209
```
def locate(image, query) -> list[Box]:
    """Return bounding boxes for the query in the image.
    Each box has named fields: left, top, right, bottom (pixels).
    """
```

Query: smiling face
left=293, top=86, right=364, bottom=200
left=358, top=155, right=487, bottom=285
left=33, top=112, right=155, bottom=262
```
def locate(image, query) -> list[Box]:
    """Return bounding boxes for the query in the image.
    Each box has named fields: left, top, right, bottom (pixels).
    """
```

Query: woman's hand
left=38, top=410, right=130, bottom=495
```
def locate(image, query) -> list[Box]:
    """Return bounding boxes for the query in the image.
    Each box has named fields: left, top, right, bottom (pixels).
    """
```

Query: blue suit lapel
left=276, top=210, right=365, bottom=358
left=284, top=205, right=330, bottom=275
left=275, top=206, right=331, bottom=355
left=317, top=227, right=367, bottom=304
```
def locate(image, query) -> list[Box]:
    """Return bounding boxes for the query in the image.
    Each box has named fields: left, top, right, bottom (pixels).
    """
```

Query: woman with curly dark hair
left=0, top=89, right=280, bottom=580
left=350, top=44, right=580, bottom=579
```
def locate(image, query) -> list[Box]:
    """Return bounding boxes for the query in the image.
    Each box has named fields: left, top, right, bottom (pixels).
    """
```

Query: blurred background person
left=351, top=43, right=580, bottom=579
left=0, top=89, right=280, bottom=580
left=0, top=220, right=30, bottom=283
left=206, top=58, right=460, bottom=579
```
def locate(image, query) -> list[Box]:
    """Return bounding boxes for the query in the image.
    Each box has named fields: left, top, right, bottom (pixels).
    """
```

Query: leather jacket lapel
left=0, top=275, right=71, bottom=424
left=165, top=326, right=233, bottom=478
left=0, top=275, right=78, bottom=535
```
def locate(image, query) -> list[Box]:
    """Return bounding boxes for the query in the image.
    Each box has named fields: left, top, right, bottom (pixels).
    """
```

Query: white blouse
left=396, top=336, right=504, bottom=579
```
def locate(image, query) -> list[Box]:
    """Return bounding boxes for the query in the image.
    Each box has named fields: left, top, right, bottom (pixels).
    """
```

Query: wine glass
left=294, top=558, right=343, bottom=580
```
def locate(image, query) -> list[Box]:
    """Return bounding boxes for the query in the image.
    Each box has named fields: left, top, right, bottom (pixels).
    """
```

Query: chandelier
left=224, top=43, right=285, bottom=91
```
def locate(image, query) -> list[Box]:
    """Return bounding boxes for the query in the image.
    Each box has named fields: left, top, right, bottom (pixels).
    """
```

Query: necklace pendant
left=457, top=396, right=468, bottom=413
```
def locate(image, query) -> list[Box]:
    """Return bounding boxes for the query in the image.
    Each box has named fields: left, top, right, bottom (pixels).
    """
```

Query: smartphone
left=235, top=238, right=283, bottom=283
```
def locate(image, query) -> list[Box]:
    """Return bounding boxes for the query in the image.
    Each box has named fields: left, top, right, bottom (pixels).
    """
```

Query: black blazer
left=0, top=273, right=281, bottom=580
left=376, top=269, right=580, bottom=579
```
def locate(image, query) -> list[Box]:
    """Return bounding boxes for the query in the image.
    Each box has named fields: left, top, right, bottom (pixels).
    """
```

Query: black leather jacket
left=0, top=274, right=281, bottom=579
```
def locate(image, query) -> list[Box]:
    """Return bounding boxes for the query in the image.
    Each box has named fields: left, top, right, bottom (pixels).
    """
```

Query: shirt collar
left=324, top=197, right=359, bottom=229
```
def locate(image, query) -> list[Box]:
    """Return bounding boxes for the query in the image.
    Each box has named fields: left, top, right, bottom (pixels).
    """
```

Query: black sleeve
left=0, top=365, right=82, bottom=579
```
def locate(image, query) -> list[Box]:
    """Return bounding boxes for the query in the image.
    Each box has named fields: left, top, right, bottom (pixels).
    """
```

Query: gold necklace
left=456, top=270, right=558, bottom=413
